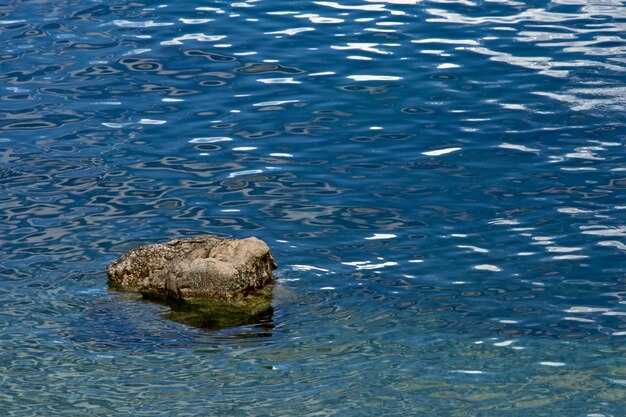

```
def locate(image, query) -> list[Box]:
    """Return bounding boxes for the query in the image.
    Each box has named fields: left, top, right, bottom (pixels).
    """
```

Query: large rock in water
left=107, top=236, right=277, bottom=303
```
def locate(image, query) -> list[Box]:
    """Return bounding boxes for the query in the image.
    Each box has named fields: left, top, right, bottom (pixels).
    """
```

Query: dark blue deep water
left=1, top=0, right=626, bottom=415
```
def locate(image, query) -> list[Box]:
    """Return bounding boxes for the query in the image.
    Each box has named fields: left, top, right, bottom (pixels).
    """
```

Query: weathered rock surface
left=107, top=236, right=277, bottom=303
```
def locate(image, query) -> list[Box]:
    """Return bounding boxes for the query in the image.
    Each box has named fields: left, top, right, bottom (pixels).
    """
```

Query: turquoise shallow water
left=1, top=0, right=626, bottom=415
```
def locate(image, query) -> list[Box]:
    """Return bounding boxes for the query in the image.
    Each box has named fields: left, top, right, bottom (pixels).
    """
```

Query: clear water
left=1, top=0, right=625, bottom=415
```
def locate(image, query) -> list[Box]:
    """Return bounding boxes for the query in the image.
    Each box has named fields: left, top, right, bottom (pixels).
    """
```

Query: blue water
left=1, top=0, right=626, bottom=415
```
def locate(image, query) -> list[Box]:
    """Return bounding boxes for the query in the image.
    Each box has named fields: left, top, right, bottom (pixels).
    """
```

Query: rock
left=107, top=236, right=277, bottom=304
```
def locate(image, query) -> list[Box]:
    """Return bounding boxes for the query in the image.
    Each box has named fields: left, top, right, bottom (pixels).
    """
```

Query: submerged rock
left=107, top=236, right=277, bottom=305
left=161, top=287, right=274, bottom=330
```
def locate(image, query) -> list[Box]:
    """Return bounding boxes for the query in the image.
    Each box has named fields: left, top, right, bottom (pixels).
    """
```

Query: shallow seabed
left=1, top=0, right=625, bottom=415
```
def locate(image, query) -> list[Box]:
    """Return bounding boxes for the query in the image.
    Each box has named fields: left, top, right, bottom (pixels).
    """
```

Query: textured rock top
left=107, top=236, right=277, bottom=303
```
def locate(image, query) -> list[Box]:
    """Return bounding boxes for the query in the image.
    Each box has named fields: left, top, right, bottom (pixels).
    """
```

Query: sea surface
left=1, top=0, right=626, bottom=415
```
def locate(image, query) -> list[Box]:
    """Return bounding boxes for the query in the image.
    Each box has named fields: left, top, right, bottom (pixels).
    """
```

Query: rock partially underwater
left=107, top=236, right=277, bottom=329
